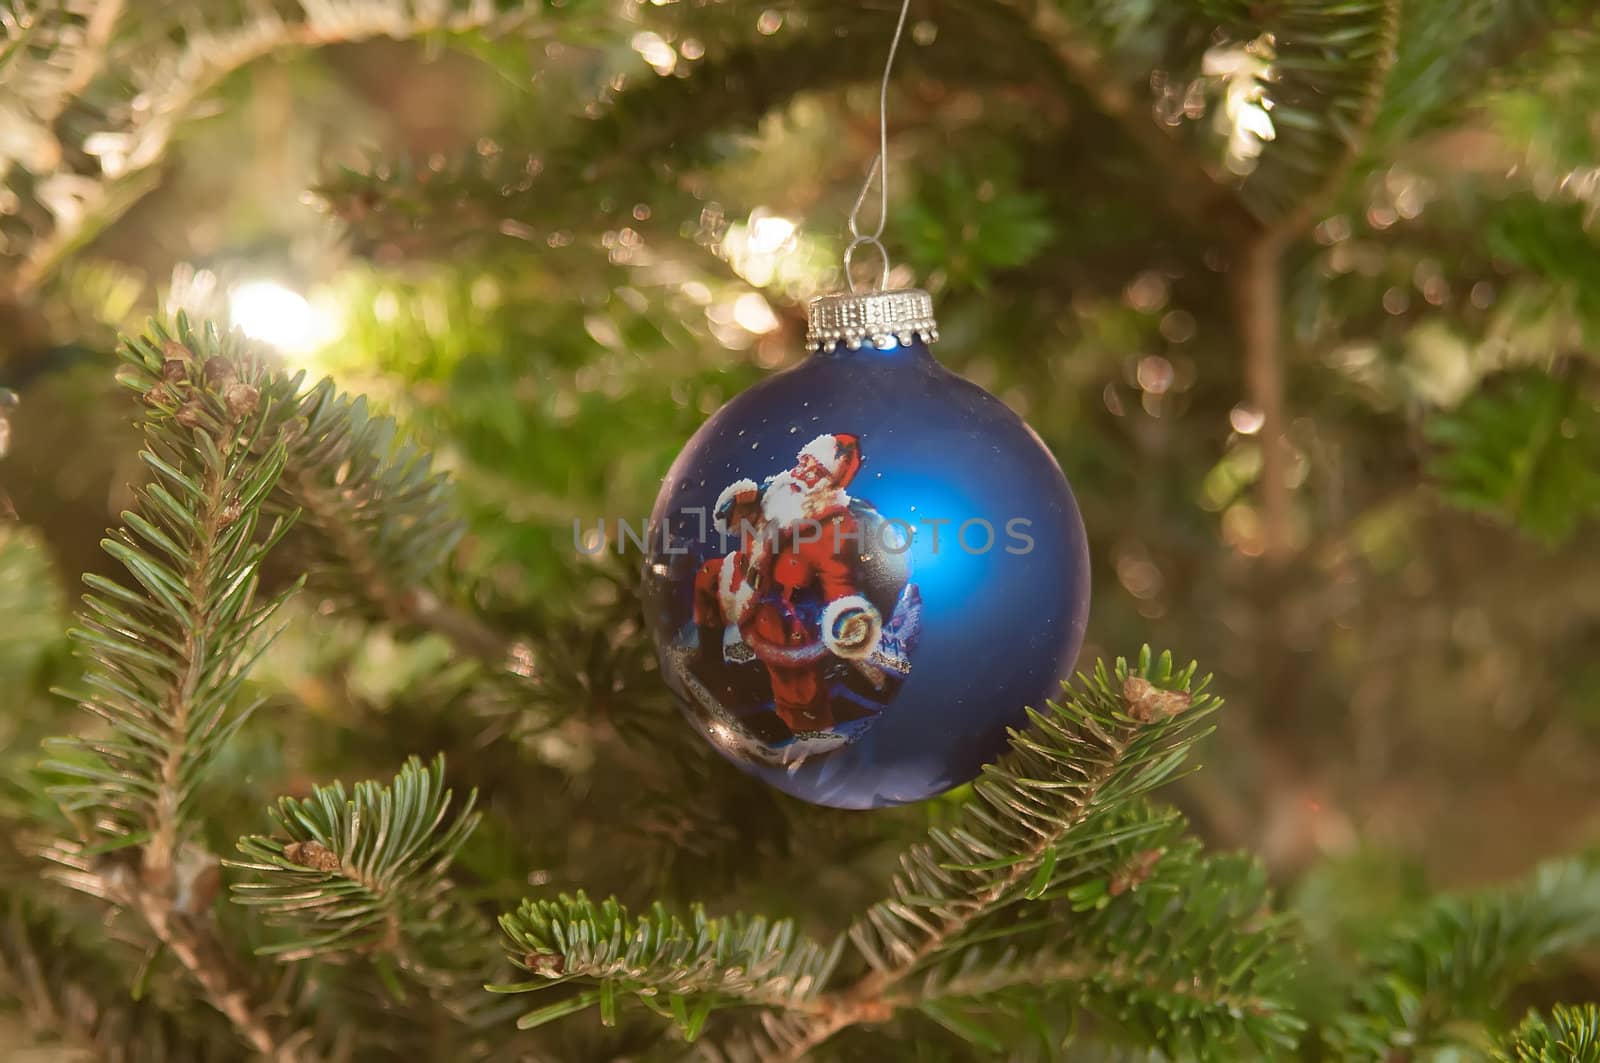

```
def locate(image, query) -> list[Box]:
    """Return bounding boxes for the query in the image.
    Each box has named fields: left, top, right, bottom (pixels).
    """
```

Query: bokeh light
left=228, top=280, right=341, bottom=356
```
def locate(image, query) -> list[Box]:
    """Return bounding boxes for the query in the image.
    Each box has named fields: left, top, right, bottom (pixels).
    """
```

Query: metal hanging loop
left=844, top=235, right=892, bottom=294
left=806, top=0, right=940, bottom=355
left=841, top=0, right=913, bottom=291
left=847, top=156, right=883, bottom=242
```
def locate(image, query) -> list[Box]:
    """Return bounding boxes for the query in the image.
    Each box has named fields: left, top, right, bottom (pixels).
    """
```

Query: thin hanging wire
left=843, top=0, right=914, bottom=293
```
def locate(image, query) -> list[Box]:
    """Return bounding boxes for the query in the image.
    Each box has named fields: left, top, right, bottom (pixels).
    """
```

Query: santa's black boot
left=693, top=625, right=724, bottom=678
left=742, top=711, right=793, bottom=744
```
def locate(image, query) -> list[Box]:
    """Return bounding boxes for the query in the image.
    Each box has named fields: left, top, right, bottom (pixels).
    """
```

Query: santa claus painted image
left=669, top=432, right=922, bottom=764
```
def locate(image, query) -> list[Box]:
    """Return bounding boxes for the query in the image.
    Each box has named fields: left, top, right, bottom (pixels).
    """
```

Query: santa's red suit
left=693, top=434, right=882, bottom=733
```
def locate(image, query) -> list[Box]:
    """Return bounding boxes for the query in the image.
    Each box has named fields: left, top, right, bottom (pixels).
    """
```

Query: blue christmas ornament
left=643, top=288, right=1090, bottom=809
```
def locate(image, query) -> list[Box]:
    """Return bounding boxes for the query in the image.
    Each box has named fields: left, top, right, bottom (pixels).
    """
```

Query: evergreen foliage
left=3, top=0, right=1600, bottom=1059
left=497, top=653, right=1304, bottom=1059
left=45, top=316, right=299, bottom=867
left=273, top=380, right=465, bottom=619
left=497, top=894, right=843, bottom=1034
left=1496, top=1004, right=1600, bottom=1063
left=0, top=897, right=246, bottom=1061
left=1329, top=853, right=1600, bottom=1058
left=1426, top=365, right=1600, bottom=545
left=230, top=754, right=482, bottom=965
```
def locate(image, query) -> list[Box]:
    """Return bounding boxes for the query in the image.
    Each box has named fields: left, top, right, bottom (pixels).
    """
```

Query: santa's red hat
left=796, top=433, right=862, bottom=489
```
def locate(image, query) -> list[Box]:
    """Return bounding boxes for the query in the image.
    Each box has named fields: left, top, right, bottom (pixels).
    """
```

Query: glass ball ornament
left=643, top=288, right=1090, bottom=808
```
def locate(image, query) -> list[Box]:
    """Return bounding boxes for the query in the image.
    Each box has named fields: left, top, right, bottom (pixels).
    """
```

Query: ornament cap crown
left=806, top=288, right=939, bottom=352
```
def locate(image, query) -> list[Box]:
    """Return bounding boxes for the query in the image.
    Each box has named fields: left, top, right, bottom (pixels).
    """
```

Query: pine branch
left=43, top=315, right=299, bottom=878
left=1003, top=0, right=1261, bottom=240
left=888, top=833, right=1303, bottom=1060
left=229, top=755, right=485, bottom=974
left=755, top=650, right=1286, bottom=1059
left=841, top=650, right=1213, bottom=993
left=1233, top=231, right=1293, bottom=562
left=34, top=316, right=524, bottom=1056
left=1227, top=1, right=1397, bottom=562
left=1373, top=0, right=1594, bottom=148
left=270, top=379, right=508, bottom=666
left=1246, top=0, right=1401, bottom=232
left=495, top=894, right=845, bottom=1037
left=0, top=895, right=247, bottom=1062
left=37, top=314, right=306, bottom=1059
left=1328, top=852, right=1600, bottom=1058
left=2, top=0, right=602, bottom=297
left=321, top=0, right=1079, bottom=259
left=1425, top=364, right=1600, bottom=546
left=1495, top=1004, right=1600, bottom=1062
left=495, top=651, right=1294, bottom=1059
left=102, top=340, right=517, bottom=671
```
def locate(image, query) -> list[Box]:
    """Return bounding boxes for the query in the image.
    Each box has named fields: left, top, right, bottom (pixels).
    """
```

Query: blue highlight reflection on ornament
left=643, top=337, right=1090, bottom=808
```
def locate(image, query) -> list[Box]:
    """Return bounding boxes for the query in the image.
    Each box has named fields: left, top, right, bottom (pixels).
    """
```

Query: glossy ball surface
left=643, top=338, right=1090, bottom=808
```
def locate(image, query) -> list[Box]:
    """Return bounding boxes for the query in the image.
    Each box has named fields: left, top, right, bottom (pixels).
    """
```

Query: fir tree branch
left=1374, top=0, right=1595, bottom=149
left=1234, top=230, right=1293, bottom=563
left=711, top=831, right=1302, bottom=1061
left=1012, top=0, right=1405, bottom=572
left=496, top=894, right=845, bottom=1033
left=321, top=1, right=1078, bottom=259
left=1494, top=1003, right=1600, bottom=1062
left=883, top=840, right=1301, bottom=1050
left=1002, top=0, right=1261, bottom=240
left=120, top=876, right=299, bottom=1061
left=44, top=316, right=298, bottom=879
left=1328, top=852, right=1600, bottom=1059
left=270, top=380, right=509, bottom=668
left=228, top=755, right=485, bottom=974
left=1246, top=0, right=1402, bottom=233
left=1425, top=362, right=1600, bottom=547
left=38, top=314, right=307, bottom=1059
left=760, top=653, right=1296, bottom=1059
left=839, top=651, right=1214, bottom=994
left=107, top=357, right=517, bottom=673
left=36, top=317, right=516, bottom=1056
left=1264, top=0, right=1402, bottom=240
left=3, top=0, right=599, bottom=297
left=497, top=651, right=1296, bottom=1059
left=0, top=895, right=250, bottom=1062
left=38, top=837, right=304, bottom=1060
left=1230, top=0, right=1398, bottom=562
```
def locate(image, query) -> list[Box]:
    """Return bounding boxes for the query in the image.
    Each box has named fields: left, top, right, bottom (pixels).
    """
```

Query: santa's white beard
left=761, top=470, right=848, bottom=531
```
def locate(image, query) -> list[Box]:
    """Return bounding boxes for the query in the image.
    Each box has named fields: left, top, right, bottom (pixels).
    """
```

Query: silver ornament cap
left=806, top=288, right=939, bottom=352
